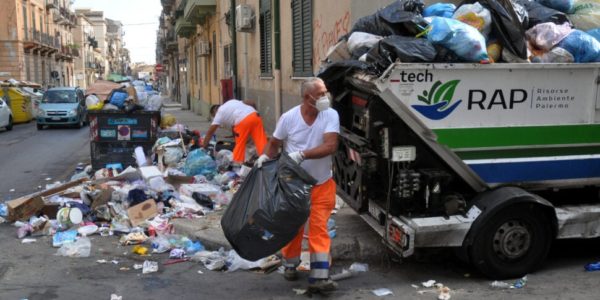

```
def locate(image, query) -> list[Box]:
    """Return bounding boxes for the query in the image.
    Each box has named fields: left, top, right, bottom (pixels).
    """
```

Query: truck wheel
left=36, top=123, right=43, bottom=130
left=469, top=204, right=552, bottom=279
left=6, top=116, right=13, bottom=130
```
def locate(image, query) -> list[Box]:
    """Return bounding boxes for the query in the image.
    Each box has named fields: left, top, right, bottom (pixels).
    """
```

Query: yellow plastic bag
left=161, top=113, right=177, bottom=129
left=87, top=102, right=104, bottom=111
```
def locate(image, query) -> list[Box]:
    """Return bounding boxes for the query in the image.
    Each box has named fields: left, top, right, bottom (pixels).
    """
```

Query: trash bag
left=515, top=0, right=571, bottom=28
left=367, top=35, right=437, bottom=66
left=145, top=95, right=163, bottom=111
left=526, top=22, right=574, bottom=50
left=221, top=153, right=317, bottom=261
left=427, top=17, right=489, bottom=62
left=511, top=0, right=530, bottom=28
left=423, top=3, right=456, bottom=18
left=453, top=3, right=493, bottom=37
left=317, top=60, right=375, bottom=96
left=183, top=149, right=217, bottom=177
left=557, top=29, right=600, bottom=61
left=459, top=0, right=527, bottom=59
left=537, top=0, right=575, bottom=13
left=161, top=114, right=177, bottom=129
left=569, top=0, right=600, bottom=31
left=56, top=237, right=91, bottom=258
left=487, top=40, right=503, bottom=62
left=347, top=32, right=384, bottom=55
left=531, top=46, right=575, bottom=62
left=351, top=0, right=428, bottom=36
left=85, top=94, right=100, bottom=107
left=587, top=27, right=600, bottom=40
left=108, top=89, right=128, bottom=109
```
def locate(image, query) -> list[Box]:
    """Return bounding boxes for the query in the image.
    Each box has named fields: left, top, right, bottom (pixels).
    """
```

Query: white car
left=0, top=98, right=14, bottom=131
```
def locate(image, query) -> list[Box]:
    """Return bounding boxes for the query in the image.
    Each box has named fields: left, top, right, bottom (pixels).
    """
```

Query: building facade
left=0, top=0, right=78, bottom=87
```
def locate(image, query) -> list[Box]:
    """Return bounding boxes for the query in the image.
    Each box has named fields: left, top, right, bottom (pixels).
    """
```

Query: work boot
left=283, top=267, right=298, bottom=281
left=308, top=279, right=338, bottom=293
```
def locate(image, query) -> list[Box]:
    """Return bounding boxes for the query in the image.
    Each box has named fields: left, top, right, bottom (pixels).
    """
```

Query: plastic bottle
left=490, top=281, right=511, bottom=289
left=585, top=262, right=600, bottom=271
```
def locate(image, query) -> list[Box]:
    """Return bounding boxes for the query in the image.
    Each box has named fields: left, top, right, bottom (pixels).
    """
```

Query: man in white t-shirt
left=256, top=77, right=340, bottom=293
left=202, top=99, right=267, bottom=163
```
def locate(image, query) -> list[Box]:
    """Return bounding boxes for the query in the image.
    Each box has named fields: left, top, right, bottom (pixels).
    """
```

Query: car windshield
left=42, top=90, right=77, bottom=103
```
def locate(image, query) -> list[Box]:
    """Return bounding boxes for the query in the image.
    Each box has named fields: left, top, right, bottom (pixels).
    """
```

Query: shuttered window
left=291, top=0, right=312, bottom=77
left=259, top=0, right=272, bottom=76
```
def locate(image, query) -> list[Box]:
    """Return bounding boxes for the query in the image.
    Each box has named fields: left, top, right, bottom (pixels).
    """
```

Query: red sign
left=155, top=64, right=164, bottom=72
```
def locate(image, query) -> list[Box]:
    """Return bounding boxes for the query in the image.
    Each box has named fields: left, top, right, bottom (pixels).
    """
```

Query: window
left=212, top=32, right=217, bottom=83
left=291, top=0, right=312, bottom=77
left=22, top=2, right=28, bottom=39
left=223, top=44, right=232, bottom=79
left=259, top=0, right=272, bottom=76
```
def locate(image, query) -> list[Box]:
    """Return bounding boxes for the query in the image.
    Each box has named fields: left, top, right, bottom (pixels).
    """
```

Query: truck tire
left=469, top=204, right=552, bottom=279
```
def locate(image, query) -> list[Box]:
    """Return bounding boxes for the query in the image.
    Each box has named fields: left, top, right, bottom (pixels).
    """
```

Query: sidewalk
left=163, top=101, right=388, bottom=262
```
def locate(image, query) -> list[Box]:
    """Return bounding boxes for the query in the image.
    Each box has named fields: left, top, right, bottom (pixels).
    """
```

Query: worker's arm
left=302, top=133, right=339, bottom=159
left=201, top=124, right=220, bottom=148
left=264, top=137, right=283, bottom=158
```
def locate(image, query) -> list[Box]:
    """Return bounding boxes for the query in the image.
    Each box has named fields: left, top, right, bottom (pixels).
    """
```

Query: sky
left=73, top=0, right=162, bottom=64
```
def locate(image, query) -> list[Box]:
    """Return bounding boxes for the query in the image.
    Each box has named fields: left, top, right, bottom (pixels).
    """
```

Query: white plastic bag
left=226, top=250, right=266, bottom=272
left=532, top=47, right=575, bottom=63
left=526, top=22, right=574, bottom=50
left=347, top=32, right=383, bottom=54
left=85, top=94, right=100, bottom=107
left=56, top=237, right=91, bottom=257
left=453, top=3, right=492, bottom=38
left=146, top=95, right=164, bottom=111
left=569, top=0, right=600, bottom=31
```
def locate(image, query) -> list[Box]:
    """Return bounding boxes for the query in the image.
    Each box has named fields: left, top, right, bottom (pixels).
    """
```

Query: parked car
left=0, top=98, right=13, bottom=131
left=37, top=87, right=87, bottom=130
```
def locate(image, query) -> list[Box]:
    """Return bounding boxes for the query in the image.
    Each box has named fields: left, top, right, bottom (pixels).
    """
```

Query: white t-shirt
left=212, top=99, right=256, bottom=127
left=273, top=105, right=340, bottom=184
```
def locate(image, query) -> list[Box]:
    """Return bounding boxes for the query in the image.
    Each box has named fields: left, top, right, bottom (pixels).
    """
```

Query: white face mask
left=311, top=95, right=331, bottom=112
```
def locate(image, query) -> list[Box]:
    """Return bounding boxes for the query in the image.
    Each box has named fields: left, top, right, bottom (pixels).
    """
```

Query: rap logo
left=412, top=80, right=462, bottom=120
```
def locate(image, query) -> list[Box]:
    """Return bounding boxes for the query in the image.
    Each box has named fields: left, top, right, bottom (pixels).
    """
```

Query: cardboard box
left=127, top=199, right=158, bottom=227
left=7, top=195, right=44, bottom=222
left=91, top=187, right=114, bottom=210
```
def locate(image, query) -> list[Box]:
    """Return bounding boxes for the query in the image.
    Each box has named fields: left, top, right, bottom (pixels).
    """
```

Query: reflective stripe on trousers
left=282, top=178, right=336, bottom=280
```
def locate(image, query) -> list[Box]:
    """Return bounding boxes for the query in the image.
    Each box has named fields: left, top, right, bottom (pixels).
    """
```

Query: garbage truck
left=330, top=62, right=600, bottom=279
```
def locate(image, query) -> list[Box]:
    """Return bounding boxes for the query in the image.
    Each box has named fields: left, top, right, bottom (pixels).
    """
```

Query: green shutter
left=292, top=0, right=312, bottom=77
left=260, top=0, right=272, bottom=76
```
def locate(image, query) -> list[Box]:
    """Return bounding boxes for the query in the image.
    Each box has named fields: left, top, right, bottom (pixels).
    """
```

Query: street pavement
left=1, top=104, right=600, bottom=299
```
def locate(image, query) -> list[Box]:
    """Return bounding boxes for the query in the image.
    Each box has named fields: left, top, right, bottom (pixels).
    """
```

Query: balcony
left=184, top=0, right=215, bottom=24
left=53, top=10, right=67, bottom=24
left=46, top=0, right=58, bottom=9
left=23, top=29, right=41, bottom=50
left=175, top=17, right=194, bottom=38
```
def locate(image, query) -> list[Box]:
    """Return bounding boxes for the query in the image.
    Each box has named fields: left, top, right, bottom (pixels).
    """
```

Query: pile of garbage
left=320, top=0, right=600, bottom=88
left=0, top=122, right=262, bottom=272
left=85, top=79, right=164, bottom=113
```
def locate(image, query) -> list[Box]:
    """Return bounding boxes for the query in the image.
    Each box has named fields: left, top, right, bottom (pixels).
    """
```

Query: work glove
left=288, top=151, right=305, bottom=164
left=254, top=154, right=270, bottom=168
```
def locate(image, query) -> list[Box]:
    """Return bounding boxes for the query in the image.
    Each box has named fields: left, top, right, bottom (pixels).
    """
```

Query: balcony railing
left=32, top=29, right=41, bottom=43
left=46, top=0, right=58, bottom=9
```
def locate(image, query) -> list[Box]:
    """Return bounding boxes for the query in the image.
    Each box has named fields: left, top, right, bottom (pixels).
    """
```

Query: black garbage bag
left=221, top=153, right=317, bottom=261
left=318, top=60, right=375, bottom=96
left=351, top=0, right=428, bottom=36
left=366, top=36, right=437, bottom=72
left=515, top=0, right=571, bottom=29
left=461, top=0, right=528, bottom=59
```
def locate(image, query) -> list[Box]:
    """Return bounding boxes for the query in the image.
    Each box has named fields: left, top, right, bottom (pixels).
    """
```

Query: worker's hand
left=288, top=151, right=305, bottom=164
left=254, top=154, right=270, bottom=168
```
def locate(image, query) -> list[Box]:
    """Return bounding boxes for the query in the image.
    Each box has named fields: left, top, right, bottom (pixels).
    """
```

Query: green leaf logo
left=418, top=80, right=460, bottom=108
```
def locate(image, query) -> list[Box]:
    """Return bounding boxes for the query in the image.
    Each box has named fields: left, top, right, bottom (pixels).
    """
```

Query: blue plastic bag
left=587, top=28, right=600, bottom=41
left=427, top=17, right=489, bottom=62
left=183, top=149, right=217, bottom=176
left=423, top=3, right=456, bottom=18
left=557, top=30, right=600, bottom=62
left=537, top=0, right=574, bottom=14
left=109, top=90, right=128, bottom=108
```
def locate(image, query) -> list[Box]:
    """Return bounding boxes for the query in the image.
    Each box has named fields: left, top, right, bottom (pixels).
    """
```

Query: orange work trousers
left=282, top=178, right=336, bottom=281
left=232, top=112, right=267, bottom=163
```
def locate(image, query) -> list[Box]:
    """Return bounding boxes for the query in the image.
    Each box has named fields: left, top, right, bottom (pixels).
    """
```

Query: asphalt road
left=0, top=121, right=90, bottom=201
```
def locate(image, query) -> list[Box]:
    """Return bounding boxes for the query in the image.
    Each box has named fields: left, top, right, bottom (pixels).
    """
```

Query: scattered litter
left=293, top=288, right=307, bottom=295
left=132, top=245, right=149, bottom=255
left=490, top=281, right=511, bottom=289
left=411, top=284, right=419, bottom=289
left=21, top=238, right=36, bottom=244
left=111, top=260, right=119, bottom=265
left=197, top=270, right=203, bottom=274
left=97, top=260, right=108, bottom=264
left=422, top=280, right=437, bottom=288
left=585, top=261, right=600, bottom=271
left=437, top=285, right=451, bottom=300
left=133, top=264, right=143, bottom=270
left=9, top=188, right=15, bottom=192
left=490, top=275, right=528, bottom=289
left=110, top=294, right=122, bottom=300
left=349, top=262, right=369, bottom=273
left=56, top=237, right=91, bottom=258
left=142, top=260, right=159, bottom=274
left=513, top=276, right=528, bottom=289
left=372, top=288, right=394, bottom=297
left=119, top=267, right=130, bottom=271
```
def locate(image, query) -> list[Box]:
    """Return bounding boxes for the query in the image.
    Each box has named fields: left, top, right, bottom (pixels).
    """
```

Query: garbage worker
left=202, top=99, right=267, bottom=163
left=255, top=77, right=340, bottom=293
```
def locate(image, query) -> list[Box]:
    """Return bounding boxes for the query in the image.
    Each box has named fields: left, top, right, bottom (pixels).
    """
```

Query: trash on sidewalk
left=142, top=260, right=159, bottom=274
left=21, top=238, right=37, bottom=244
left=372, top=288, right=394, bottom=296
left=56, top=237, right=91, bottom=258
left=422, top=280, right=437, bottom=288
left=585, top=261, right=600, bottom=271
left=437, top=285, right=451, bottom=300
left=490, top=275, right=528, bottom=289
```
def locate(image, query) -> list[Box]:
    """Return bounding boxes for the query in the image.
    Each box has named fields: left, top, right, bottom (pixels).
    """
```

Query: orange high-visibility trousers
left=232, top=112, right=267, bottom=163
left=282, top=178, right=336, bottom=281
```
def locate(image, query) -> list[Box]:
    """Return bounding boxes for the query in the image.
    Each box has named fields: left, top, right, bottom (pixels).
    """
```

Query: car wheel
left=469, top=204, right=552, bottom=279
left=37, top=123, right=43, bottom=130
left=6, top=116, right=13, bottom=131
